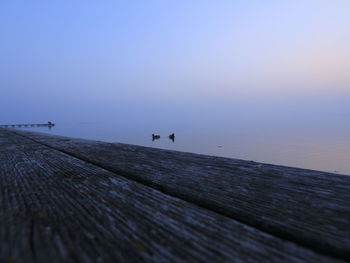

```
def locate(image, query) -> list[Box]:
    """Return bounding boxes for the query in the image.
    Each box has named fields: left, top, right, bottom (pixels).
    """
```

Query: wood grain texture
left=1, top=128, right=342, bottom=263
left=11, top=129, right=350, bottom=261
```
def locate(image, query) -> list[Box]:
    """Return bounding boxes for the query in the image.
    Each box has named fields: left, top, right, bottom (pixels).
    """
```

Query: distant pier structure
left=0, top=121, right=55, bottom=128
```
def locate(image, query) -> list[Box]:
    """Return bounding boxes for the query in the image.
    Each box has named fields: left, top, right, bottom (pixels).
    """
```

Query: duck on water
left=169, top=133, right=175, bottom=142
left=152, top=134, right=160, bottom=141
left=151, top=133, right=175, bottom=142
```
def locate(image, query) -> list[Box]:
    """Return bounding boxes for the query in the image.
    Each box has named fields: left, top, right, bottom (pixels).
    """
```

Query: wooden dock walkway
left=1, top=128, right=349, bottom=263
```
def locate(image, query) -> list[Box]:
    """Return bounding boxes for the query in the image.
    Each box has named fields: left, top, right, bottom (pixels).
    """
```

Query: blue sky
left=1, top=0, right=349, bottom=123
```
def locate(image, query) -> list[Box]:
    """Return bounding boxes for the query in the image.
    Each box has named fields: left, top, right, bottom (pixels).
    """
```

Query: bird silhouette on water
left=169, top=133, right=175, bottom=142
left=152, top=134, right=160, bottom=141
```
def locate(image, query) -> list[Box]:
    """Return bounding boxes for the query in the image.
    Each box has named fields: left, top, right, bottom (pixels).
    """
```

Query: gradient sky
left=1, top=0, right=349, bottom=123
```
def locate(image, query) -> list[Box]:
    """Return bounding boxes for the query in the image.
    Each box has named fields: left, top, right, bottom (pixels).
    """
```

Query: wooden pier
left=1, top=128, right=349, bottom=263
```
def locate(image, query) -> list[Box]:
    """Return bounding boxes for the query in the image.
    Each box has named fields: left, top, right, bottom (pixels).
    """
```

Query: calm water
left=19, top=97, right=350, bottom=175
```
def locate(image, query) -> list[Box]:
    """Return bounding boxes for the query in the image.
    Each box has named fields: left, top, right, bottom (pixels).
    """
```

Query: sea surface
left=18, top=97, right=350, bottom=176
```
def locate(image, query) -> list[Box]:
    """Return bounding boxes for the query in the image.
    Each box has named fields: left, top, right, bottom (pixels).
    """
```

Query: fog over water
left=1, top=1, right=349, bottom=174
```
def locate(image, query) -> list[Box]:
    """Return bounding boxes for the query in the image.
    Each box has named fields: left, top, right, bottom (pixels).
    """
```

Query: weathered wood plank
left=0, top=128, right=341, bottom=263
left=11, top=129, right=350, bottom=261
